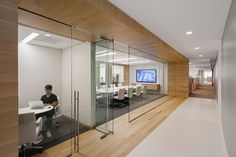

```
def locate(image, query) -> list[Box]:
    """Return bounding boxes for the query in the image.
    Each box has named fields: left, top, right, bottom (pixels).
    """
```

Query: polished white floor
left=127, top=98, right=228, bottom=157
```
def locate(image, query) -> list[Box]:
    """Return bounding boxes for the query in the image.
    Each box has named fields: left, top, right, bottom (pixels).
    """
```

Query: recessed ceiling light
left=45, top=34, right=51, bottom=37
left=22, top=33, right=39, bottom=43
left=189, top=62, right=192, bottom=65
left=186, top=31, right=192, bottom=35
left=195, top=47, right=200, bottom=50
left=199, top=54, right=203, bottom=57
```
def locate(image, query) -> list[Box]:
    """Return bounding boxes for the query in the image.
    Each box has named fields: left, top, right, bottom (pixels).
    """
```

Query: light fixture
left=189, top=62, right=192, bottom=65
left=22, top=33, right=39, bottom=43
left=45, top=34, right=51, bottom=37
left=96, top=52, right=116, bottom=58
left=129, top=60, right=150, bottom=64
left=195, top=47, right=200, bottom=50
left=186, top=31, right=193, bottom=35
left=199, top=54, right=203, bottom=57
left=108, top=57, right=137, bottom=62
left=96, top=50, right=108, bottom=54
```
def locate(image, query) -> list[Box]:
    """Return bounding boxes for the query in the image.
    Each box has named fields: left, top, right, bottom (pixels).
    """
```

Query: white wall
left=214, top=47, right=222, bottom=120
left=113, top=65, right=124, bottom=82
left=129, top=62, right=165, bottom=93
left=18, top=43, right=62, bottom=107
left=62, top=42, right=92, bottom=127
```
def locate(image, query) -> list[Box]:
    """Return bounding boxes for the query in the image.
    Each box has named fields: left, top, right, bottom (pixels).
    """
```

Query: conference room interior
left=94, top=41, right=168, bottom=128
left=18, top=14, right=168, bottom=156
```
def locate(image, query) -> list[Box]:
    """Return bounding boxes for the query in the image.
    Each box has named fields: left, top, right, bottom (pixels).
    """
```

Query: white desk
left=19, top=106, right=54, bottom=115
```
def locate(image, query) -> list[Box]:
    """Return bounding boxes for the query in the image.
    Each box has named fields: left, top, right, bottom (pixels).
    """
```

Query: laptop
left=29, top=101, right=44, bottom=109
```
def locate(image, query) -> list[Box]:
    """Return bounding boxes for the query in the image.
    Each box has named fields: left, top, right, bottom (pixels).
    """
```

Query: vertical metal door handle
left=73, top=91, right=76, bottom=150
left=76, top=91, right=80, bottom=153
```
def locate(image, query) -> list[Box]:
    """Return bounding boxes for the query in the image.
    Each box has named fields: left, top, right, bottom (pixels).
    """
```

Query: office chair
left=133, top=86, right=142, bottom=98
left=100, top=84, right=107, bottom=89
left=125, top=88, right=134, bottom=105
left=110, top=84, right=115, bottom=88
left=113, top=88, right=125, bottom=107
left=53, top=97, right=61, bottom=128
left=19, top=112, right=44, bottom=157
left=141, top=86, right=148, bottom=98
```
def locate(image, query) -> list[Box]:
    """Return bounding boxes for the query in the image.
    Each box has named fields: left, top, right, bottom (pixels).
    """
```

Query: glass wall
left=92, top=40, right=172, bottom=127
left=128, top=48, right=169, bottom=121
left=18, top=9, right=75, bottom=156
left=93, top=40, right=114, bottom=137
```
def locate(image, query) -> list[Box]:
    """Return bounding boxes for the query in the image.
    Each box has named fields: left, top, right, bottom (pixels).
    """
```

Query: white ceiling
left=109, top=0, right=232, bottom=69
left=190, top=59, right=212, bottom=70
left=18, top=25, right=82, bottom=49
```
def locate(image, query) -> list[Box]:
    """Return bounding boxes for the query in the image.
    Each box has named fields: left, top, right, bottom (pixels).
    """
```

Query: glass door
left=93, top=39, right=114, bottom=138
left=18, top=8, right=74, bottom=157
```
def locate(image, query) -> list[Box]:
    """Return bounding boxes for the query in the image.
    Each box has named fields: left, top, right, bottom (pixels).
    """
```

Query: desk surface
left=19, top=105, right=54, bottom=115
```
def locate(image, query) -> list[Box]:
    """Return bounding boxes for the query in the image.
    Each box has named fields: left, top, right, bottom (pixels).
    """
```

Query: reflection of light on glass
left=96, top=50, right=108, bottom=54
left=96, top=52, right=116, bottom=58
left=108, top=57, right=136, bottom=62
left=129, top=60, right=150, bottom=64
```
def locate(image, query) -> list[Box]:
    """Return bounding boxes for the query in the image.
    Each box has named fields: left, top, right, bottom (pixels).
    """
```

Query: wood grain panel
left=18, top=0, right=187, bottom=63
left=168, top=62, right=189, bottom=98
left=144, top=84, right=160, bottom=91
left=0, top=0, right=18, bottom=157
left=175, top=62, right=189, bottom=97
left=124, top=64, right=129, bottom=86
left=168, top=63, right=176, bottom=96
left=18, top=9, right=93, bottom=42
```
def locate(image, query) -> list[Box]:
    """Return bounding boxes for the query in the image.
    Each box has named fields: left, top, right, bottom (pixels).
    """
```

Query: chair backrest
left=19, top=112, right=37, bottom=145
left=136, top=83, right=142, bottom=87
left=54, top=96, right=61, bottom=116
left=100, top=85, right=107, bottom=89
left=136, top=86, right=141, bottom=96
left=29, top=101, right=44, bottom=109
left=127, top=88, right=133, bottom=98
left=118, top=88, right=125, bottom=100
left=110, top=84, right=115, bottom=88
left=142, top=86, right=148, bottom=95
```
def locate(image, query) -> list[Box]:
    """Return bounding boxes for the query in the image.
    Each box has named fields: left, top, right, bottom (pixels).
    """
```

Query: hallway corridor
left=190, top=85, right=215, bottom=99
left=127, top=98, right=228, bottom=157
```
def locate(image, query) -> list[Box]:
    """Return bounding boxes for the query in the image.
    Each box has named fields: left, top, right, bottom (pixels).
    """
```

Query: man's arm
left=52, top=101, right=58, bottom=107
left=52, top=95, right=58, bottom=107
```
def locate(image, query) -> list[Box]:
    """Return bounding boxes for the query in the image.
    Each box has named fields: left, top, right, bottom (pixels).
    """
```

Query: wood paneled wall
left=18, top=0, right=187, bottom=62
left=175, top=62, right=189, bottom=97
left=123, top=65, right=129, bottom=86
left=168, top=63, right=176, bottom=96
left=0, top=0, right=18, bottom=157
left=168, top=62, right=189, bottom=98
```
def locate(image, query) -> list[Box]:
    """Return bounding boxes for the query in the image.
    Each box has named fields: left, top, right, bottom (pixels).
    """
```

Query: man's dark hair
left=45, top=84, right=52, bottom=90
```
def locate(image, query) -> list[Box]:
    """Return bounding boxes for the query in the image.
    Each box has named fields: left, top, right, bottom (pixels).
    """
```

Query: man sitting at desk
left=41, top=84, right=58, bottom=107
left=40, top=84, right=58, bottom=132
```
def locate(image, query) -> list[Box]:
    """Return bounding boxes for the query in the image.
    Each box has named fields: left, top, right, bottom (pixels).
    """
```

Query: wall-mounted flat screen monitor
left=136, top=69, right=157, bottom=83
